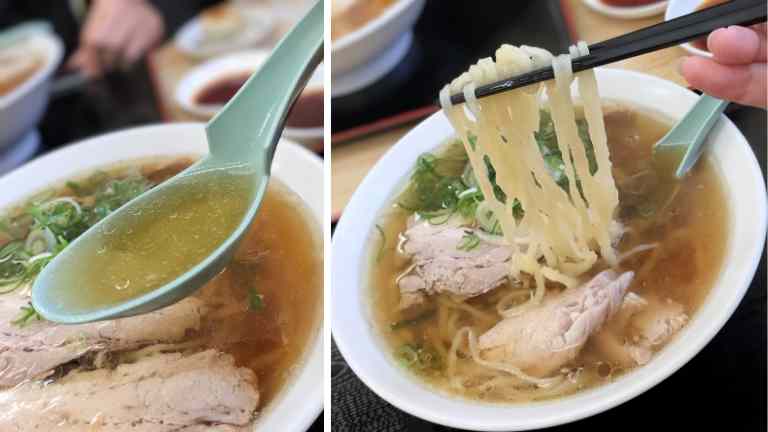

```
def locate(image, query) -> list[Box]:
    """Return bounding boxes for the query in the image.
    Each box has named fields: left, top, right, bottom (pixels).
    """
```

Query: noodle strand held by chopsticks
left=439, top=43, right=621, bottom=292
left=437, top=43, right=623, bottom=385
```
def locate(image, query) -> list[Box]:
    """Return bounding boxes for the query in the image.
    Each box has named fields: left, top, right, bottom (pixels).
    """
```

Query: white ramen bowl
left=331, top=0, right=425, bottom=93
left=0, top=31, right=63, bottom=151
left=332, top=68, right=766, bottom=430
left=0, top=124, right=323, bottom=432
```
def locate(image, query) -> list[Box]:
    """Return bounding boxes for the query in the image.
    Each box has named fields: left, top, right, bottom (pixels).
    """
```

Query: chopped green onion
left=66, top=181, right=84, bottom=196
left=395, top=343, right=442, bottom=371
left=375, top=224, right=386, bottom=262
left=12, top=302, right=41, bottom=327
left=467, top=132, right=477, bottom=151
left=248, top=287, right=265, bottom=311
left=390, top=309, right=436, bottom=331
left=457, top=231, right=481, bottom=251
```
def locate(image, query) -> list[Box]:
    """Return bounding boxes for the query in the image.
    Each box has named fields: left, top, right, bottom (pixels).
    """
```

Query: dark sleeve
left=147, top=0, right=226, bottom=38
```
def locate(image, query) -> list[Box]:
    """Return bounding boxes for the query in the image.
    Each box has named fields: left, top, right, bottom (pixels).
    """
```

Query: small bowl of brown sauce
left=176, top=51, right=323, bottom=148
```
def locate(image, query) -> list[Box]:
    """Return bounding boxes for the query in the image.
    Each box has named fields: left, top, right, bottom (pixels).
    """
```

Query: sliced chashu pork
left=478, top=270, right=634, bottom=377
left=0, top=294, right=206, bottom=387
left=398, top=220, right=511, bottom=309
left=592, top=292, right=688, bottom=367
left=0, top=349, right=258, bottom=431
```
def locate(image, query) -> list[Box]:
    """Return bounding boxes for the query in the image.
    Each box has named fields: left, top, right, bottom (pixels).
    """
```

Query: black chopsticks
left=447, top=0, right=766, bottom=105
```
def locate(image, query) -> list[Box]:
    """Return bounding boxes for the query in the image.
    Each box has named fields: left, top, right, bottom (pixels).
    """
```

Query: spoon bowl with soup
left=32, top=1, right=323, bottom=323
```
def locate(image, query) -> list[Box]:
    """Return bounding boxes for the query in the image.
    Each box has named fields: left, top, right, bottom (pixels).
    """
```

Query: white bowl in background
left=0, top=31, right=63, bottom=151
left=582, top=0, right=668, bottom=19
left=0, top=123, right=324, bottom=432
left=174, top=7, right=274, bottom=59
left=665, top=0, right=713, bottom=57
left=175, top=52, right=323, bottom=147
left=331, top=0, right=425, bottom=96
left=332, top=68, right=766, bottom=430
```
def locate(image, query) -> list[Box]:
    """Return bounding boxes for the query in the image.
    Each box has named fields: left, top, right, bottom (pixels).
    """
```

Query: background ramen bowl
left=331, top=68, right=766, bottom=430
left=0, top=31, right=63, bottom=151
left=0, top=124, right=323, bottom=432
left=581, top=0, right=667, bottom=19
left=331, top=0, right=425, bottom=96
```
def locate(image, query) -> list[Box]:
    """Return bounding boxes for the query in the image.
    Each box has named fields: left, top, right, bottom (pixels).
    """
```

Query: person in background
left=0, top=0, right=221, bottom=148
left=680, top=24, right=766, bottom=109
left=68, top=0, right=167, bottom=77
left=2, top=0, right=222, bottom=76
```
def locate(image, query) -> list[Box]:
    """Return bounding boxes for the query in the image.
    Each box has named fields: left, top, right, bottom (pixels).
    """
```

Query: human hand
left=68, top=0, right=165, bottom=77
left=680, top=25, right=767, bottom=109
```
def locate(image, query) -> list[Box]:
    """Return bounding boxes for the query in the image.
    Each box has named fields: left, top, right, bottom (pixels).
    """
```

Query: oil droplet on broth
left=57, top=169, right=255, bottom=312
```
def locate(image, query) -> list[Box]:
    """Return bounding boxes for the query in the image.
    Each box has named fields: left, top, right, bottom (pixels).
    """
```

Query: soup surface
left=0, top=159, right=322, bottom=428
left=53, top=168, right=255, bottom=312
left=369, top=105, right=728, bottom=402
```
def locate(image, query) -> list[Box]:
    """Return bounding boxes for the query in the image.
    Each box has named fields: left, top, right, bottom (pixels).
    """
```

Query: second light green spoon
left=653, top=93, right=728, bottom=179
left=32, top=1, right=323, bottom=324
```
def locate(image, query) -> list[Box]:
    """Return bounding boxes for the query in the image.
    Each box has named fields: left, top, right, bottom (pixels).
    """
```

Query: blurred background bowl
left=331, top=0, right=425, bottom=97
left=582, top=0, right=667, bottom=19
left=0, top=30, right=63, bottom=152
left=174, top=4, right=275, bottom=59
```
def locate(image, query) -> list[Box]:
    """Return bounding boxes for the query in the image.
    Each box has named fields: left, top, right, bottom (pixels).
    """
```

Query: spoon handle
left=205, top=1, right=323, bottom=168
left=658, top=94, right=728, bottom=179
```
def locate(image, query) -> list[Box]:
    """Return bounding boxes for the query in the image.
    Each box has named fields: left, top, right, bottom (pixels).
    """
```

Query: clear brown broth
left=192, top=175, right=322, bottom=407
left=369, top=105, right=728, bottom=402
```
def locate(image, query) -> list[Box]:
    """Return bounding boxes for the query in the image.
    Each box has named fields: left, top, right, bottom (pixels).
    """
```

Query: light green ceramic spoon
left=32, top=1, right=323, bottom=324
left=652, top=93, right=728, bottom=180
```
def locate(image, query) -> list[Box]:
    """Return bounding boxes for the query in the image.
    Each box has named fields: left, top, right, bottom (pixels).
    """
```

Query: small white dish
left=332, top=68, right=766, bottom=430
left=665, top=0, right=713, bottom=57
left=0, top=123, right=324, bottom=432
left=176, top=50, right=270, bottom=119
left=582, top=0, right=668, bottom=19
left=176, top=52, right=323, bottom=147
left=174, top=7, right=274, bottom=59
